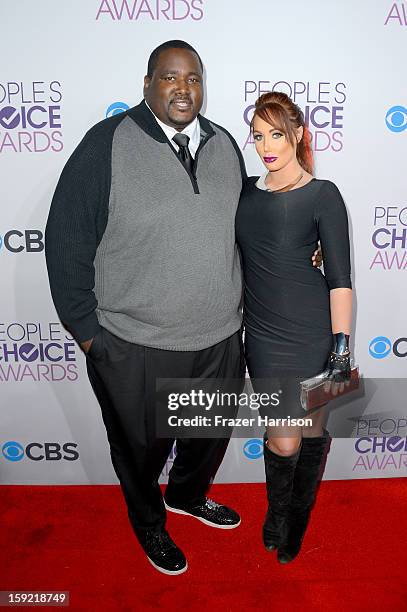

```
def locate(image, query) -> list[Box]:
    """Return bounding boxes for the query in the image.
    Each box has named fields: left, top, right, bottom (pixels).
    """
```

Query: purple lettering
left=159, top=0, right=172, bottom=19
left=66, top=364, right=79, bottom=381
left=372, top=228, right=391, bottom=248
left=373, top=207, right=386, bottom=225
left=37, top=364, right=51, bottom=381
left=369, top=251, right=386, bottom=269
left=51, top=131, right=64, bottom=152
left=372, top=437, right=387, bottom=453
left=115, top=0, right=137, bottom=19
left=243, top=104, right=255, bottom=127
left=400, top=207, right=407, bottom=225
left=64, top=343, right=77, bottom=362
left=191, top=0, right=204, bottom=20
left=0, top=83, right=6, bottom=104
left=49, top=106, right=62, bottom=128
left=27, top=106, right=48, bottom=129
left=312, top=130, right=331, bottom=151
left=96, top=0, right=117, bottom=19
left=242, top=130, right=254, bottom=151
left=384, top=2, right=402, bottom=25
left=310, top=106, right=330, bottom=129
left=355, top=437, right=371, bottom=453
left=331, top=131, right=343, bottom=152
left=33, top=131, right=51, bottom=153
left=370, top=250, right=406, bottom=270
left=50, top=323, right=62, bottom=341
left=386, top=206, right=398, bottom=225
left=26, top=324, right=39, bottom=341
left=32, top=82, right=45, bottom=103
left=391, top=228, right=407, bottom=248
left=258, top=81, right=271, bottom=97
left=172, top=0, right=190, bottom=19
left=0, top=132, right=18, bottom=153
left=7, top=323, right=25, bottom=342
left=293, top=81, right=306, bottom=101
left=20, top=81, right=32, bottom=104
left=136, top=0, right=155, bottom=19
left=50, top=364, right=68, bottom=381
left=334, top=82, right=347, bottom=104
left=244, top=81, right=257, bottom=102
left=305, top=82, right=316, bottom=104
left=318, top=82, right=330, bottom=104
left=43, top=343, right=64, bottom=362
left=8, top=82, right=21, bottom=103
left=0, top=364, right=21, bottom=382
left=331, top=106, right=343, bottom=129
left=372, top=227, right=406, bottom=249
left=49, top=81, right=62, bottom=104
left=18, top=131, right=33, bottom=152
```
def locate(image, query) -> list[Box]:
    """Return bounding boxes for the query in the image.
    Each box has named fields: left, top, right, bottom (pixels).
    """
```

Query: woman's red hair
left=251, top=91, right=314, bottom=175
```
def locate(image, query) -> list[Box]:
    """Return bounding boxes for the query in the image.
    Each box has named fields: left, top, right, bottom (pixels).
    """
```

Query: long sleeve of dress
left=315, top=180, right=352, bottom=290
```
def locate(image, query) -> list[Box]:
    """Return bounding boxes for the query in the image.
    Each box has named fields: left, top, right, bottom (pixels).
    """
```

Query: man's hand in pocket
left=81, top=338, right=94, bottom=354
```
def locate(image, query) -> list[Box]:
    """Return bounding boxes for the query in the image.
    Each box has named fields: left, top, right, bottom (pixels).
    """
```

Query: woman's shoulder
left=314, top=179, right=347, bottom=216
left=313, top=178, right=341, bottom=193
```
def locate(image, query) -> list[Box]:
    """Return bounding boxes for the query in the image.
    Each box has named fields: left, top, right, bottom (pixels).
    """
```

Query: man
left=45, top=40, right=246, bottom=576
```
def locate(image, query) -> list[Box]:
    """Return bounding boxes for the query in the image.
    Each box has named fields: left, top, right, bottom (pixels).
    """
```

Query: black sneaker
left=139, top=529, right=188, bottom=575
left=164, top=497, right=241, bottom=529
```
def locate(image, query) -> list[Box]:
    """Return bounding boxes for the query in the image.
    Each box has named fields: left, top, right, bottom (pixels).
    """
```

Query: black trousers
left=86, top=326, right=245, bottom=537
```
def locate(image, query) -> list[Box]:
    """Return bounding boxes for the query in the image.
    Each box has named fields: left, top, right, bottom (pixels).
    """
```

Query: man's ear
left=296, top=125, right=304, bottom=143
left=143, top=75, right=151, bottom=97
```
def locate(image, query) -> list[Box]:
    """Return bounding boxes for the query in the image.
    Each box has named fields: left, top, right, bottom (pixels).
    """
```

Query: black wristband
left=332, top=332, right=350, bottom=355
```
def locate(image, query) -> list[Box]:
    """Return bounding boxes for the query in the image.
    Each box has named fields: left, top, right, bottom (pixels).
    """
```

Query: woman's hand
left=312, top=245, right=323, bottom=267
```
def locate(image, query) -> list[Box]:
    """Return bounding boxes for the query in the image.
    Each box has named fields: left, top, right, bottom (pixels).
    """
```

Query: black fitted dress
left=235, top=176, right=352, bottom=414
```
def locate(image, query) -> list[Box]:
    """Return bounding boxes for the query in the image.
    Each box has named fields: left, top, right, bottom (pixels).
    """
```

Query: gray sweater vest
left=93, top=115, right=243, bottom=350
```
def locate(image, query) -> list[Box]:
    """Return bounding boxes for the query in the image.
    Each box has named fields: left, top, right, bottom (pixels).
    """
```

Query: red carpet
left=1, top=480, right=406, bottom=611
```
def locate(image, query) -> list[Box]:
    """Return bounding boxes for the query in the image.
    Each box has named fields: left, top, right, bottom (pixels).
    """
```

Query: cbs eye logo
left=243, top=438, right=263, bottom=459
left=105, top=102, right=130, bottom=118
left=369, top=336, right=391, bottom=359
left=2, top=441, right=24, bottom=462
left=369, top=336, right=407, bottom=359
left=385, top=106, right=407, bottom=133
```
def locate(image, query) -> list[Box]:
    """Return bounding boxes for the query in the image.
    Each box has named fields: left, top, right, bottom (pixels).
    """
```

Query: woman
left=236, top=92, right=352, bottom=564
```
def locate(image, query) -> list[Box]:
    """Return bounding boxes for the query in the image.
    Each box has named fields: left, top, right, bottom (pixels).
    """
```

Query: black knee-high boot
left=263, top=436, right=302, bottom=551
left=277, top=428, right=331, bottom=564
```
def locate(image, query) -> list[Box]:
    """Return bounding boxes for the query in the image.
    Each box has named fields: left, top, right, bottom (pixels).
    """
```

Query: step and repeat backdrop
left=1, top=0, right=406, bottom=484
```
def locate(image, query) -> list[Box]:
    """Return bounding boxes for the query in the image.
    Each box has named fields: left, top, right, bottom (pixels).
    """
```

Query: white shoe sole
left=147, top=556, right=188, bottom=575
left=164, top=501, right=241, bottom=529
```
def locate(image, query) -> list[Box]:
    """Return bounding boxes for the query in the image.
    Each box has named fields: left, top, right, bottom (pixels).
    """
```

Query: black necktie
left=172, top=133, right=193, bottom=175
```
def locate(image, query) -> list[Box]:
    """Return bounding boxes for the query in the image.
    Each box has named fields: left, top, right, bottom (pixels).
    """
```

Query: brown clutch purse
left=300, top=365, right=360, bottom=411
